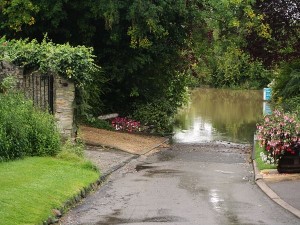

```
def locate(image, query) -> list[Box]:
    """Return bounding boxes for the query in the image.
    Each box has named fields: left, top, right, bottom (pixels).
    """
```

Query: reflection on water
left=173, top=88, right=264, bottom=144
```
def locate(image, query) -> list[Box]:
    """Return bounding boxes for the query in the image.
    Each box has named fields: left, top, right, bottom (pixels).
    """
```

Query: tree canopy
left=247, top=0, right=300, bottom=66
left=1, top=0, right=299, bottom=130
left=0, top=0, right=202, bottom=131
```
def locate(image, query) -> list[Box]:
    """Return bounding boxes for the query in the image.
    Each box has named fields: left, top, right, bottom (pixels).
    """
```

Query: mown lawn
left=254, top=142, right=277, bottom=171
left=0, top=157, right=99, bottom=225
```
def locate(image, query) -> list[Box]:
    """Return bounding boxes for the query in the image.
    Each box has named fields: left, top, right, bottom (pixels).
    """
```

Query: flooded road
left=173, top=88, right=266, bottom=144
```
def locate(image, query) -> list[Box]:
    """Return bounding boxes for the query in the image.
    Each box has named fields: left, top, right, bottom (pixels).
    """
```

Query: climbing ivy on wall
left=0, top=36, right=102, bottom=116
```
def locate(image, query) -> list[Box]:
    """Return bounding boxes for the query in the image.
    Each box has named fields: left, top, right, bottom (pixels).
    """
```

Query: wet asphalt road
left=60, top=142, right=300, bottom=225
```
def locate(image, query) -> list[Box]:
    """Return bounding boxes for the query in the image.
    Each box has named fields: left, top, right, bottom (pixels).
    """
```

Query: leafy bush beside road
left=0, top=93, right=61, bottom=161
left=272, top=59, right=300, bottom=113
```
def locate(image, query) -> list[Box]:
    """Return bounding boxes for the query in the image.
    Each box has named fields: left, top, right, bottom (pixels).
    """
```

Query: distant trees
left=247, top=0, right=300, bottom=113
left=188, top=0, right=272, bottom=88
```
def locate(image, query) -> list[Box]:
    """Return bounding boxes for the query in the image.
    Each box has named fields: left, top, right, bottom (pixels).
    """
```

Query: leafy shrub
left=273, top=59, right=300, bottom=112
left=195, top=44, right=272, bottom=89
left=0, top=93, right=61, bottom=161
left=281, top=97, right=300, bottom=115
left=212, top=46, right=271, bottom=88
left=79, top=115, right=113, bottom=130
left=0, top=75, right=17, bottom=93
left=133, top=100, right=176, bottom=134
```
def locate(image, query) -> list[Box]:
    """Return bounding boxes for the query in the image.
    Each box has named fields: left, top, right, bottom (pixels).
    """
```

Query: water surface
left=173, top=88, right=267, bottom=144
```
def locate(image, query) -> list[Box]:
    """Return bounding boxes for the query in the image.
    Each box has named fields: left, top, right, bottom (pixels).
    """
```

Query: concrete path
left=253, top=161, right=300, bottom=219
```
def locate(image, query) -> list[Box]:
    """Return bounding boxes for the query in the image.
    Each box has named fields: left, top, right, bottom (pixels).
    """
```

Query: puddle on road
left=135, top=164, right=157, bottom=172
left=208, top=189, right=245, bottom=225
left=96, top=215, right=186, bottom=225
left=135, top=163, right=183, bottom=177
left=209, top=189, right=224, bottom=213
left=157, top=150, right=176, bottom=161
left=143, top=169, right=183, bottom=177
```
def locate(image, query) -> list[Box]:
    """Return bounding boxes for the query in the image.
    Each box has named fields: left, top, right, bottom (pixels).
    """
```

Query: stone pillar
left=0, top=61, right=23, bottom=89
left=54, top=77, right=76, bottom=139
left=0, top=61, right=76, bottom=139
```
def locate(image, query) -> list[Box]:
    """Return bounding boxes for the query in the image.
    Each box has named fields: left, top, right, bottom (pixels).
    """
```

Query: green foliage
left=189, top=0, right=272, bottom=89
left=0, top=0, right=281, bottom=130
left=0, top=36, right=98, bottom=87
left=94, top=1, right=195, bottom=116
left=273, top=59, right=300, bottom=112
left=79, top=115, right=113, bottom=130
left=0, top=1, right=198, bottom=131
left=247, top=0, right=300, bottom=66
left=192, top=44, right=271, bottom=89
left=282, top=97, right=300, bottom=116
left=0, top=0, right=38, bottom=31
left=133, top=99, right=177, bottom=134
left=0, top=36, right=102, bottom=116
left=60, top=140, right=84, bottom=158
left=0, top=75, right=17, bottom=93
left=219, top=47, right=271, bottom=88
left=0, top=93, right=61, bottom=161
left=132, top=71, right=190, bottom=133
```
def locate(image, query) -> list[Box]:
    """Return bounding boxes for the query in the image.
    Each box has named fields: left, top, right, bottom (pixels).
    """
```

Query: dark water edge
left=173, top=88, right=267, bottom=144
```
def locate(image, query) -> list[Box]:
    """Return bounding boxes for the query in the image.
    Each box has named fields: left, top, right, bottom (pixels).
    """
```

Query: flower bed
left=111, top=117, right=141, bottom=133
left=256, top=109, right=300, bottom=172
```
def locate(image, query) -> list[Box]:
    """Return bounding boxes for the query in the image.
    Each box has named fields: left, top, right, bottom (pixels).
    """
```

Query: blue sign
left=263, top=102, right=272, bottom=115
left=263, top=88, right=272, bottom=101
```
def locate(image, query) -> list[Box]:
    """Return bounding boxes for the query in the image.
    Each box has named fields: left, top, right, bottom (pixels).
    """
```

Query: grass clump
left=57, top=139, right=98, bottom=172
left=0, top=156, right=100, bottom=225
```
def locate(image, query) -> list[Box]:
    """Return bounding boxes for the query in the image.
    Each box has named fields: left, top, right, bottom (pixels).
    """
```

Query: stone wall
left=0, top=61, right=75, bottom=139
left=54, top=77, right=76, bottom=139
left=0, top=61, right=23, bottom=89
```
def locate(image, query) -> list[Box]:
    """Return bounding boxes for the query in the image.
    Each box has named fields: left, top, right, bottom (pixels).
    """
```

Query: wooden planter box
left=277, top=155, right=300, bottom=173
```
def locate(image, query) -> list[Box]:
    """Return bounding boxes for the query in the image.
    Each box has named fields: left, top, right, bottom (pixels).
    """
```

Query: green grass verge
left=0, top=157, right=99, bottom=225
left=254, top=142, right=277, bottom=171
